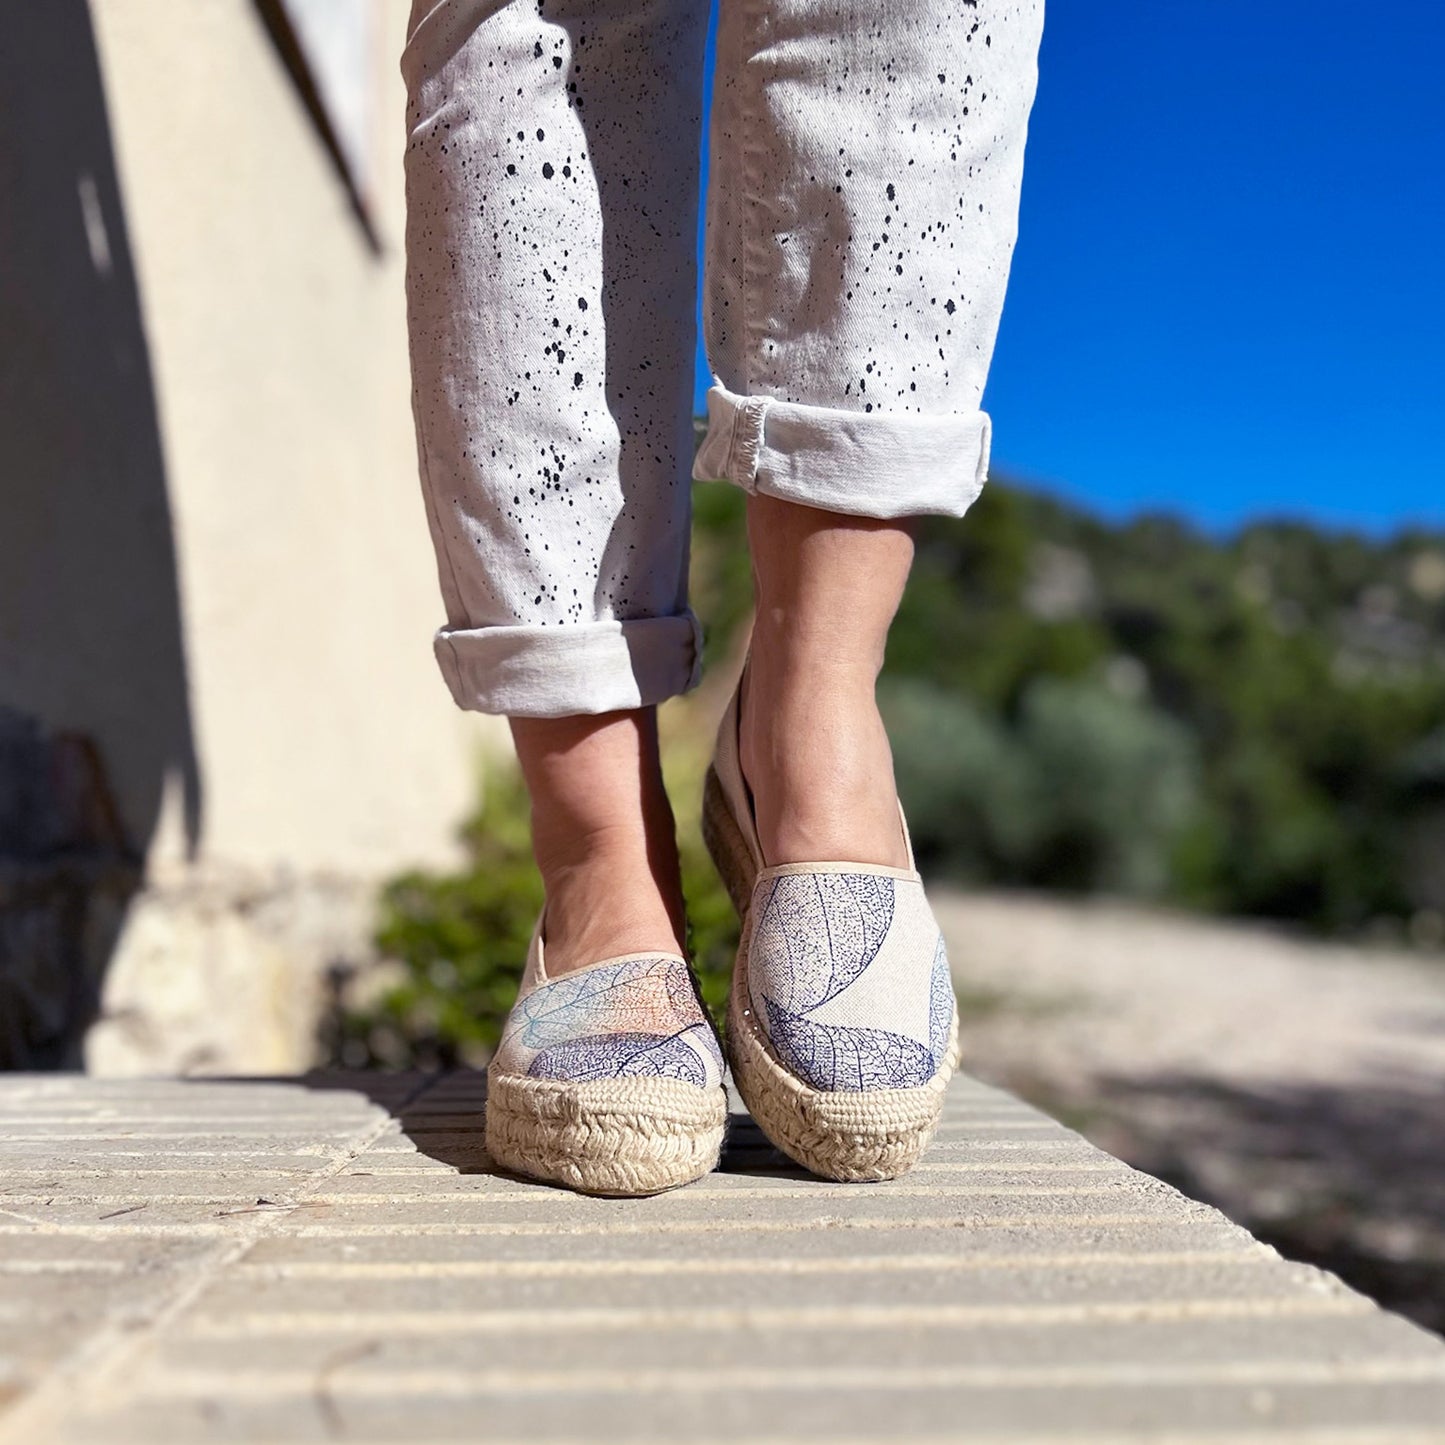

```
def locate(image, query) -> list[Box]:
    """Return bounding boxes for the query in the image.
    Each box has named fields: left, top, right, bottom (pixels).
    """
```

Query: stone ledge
left=0, top=1071, right=1441, bottom=1443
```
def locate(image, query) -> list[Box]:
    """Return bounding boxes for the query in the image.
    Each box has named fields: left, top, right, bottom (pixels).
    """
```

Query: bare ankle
left=737, top=664, right=908, bottom=871
left=509, top=709, right=687, bottom=973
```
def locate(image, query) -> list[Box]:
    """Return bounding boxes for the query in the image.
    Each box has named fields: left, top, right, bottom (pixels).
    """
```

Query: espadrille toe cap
left=745, top=866, right=954, bottom=1094
left=492, top=954, right=725, bottom=1089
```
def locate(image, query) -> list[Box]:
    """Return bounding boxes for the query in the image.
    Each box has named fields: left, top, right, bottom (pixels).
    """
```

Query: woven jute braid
left=485, top=1070, right=727, bottom=1198
left=727, top=951, right=959, bottom=1181
left=703, top=763, right=959, bottom=1183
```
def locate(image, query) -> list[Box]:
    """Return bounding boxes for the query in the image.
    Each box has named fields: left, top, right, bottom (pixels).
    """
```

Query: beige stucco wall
left=90, top=0, right=493, bottom=877
left=0, top=2, right=505, bottom=1072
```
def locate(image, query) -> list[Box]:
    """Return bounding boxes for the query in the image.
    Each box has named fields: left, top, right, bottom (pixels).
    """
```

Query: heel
left=702, top=764, right=758, bottom=919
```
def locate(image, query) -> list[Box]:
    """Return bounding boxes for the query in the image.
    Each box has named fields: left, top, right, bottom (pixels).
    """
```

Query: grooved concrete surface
left=1, top=1073, right=1443, bottom=1443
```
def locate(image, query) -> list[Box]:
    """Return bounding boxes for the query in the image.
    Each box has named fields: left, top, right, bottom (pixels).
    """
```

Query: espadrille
left=702, top=667, right=960, bottom=1183
left=485, top=916, right=727, bottom=1196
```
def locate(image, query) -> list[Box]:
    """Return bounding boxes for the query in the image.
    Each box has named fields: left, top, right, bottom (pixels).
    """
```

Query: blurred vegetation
left=695, top=473, right=1445, bottom=932
left=331, top=709, right=739, bottom=1070
left=334, top=469, right=1445, bottom=1066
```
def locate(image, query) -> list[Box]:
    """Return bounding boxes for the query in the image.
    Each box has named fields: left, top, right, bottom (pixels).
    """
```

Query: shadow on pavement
left=293, top=1069, right=811, bottom=1183
left=1068, top=1072, right=1445, bottom=1337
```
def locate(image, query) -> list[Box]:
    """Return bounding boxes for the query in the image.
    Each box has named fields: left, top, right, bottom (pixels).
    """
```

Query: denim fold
left=692, top=380, right=992, bottom=519
left=401, top=0, right=1043, bottom=716
left=435, top=611, right=705, bottom=718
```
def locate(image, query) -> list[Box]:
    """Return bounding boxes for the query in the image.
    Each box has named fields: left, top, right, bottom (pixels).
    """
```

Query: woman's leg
left=695, top=0, right=1045, bottom=864
left=401, top=0, right=709, bottom=970
left=743, top=497, right=915, bottom=867
left=508, top=709, right=687, bottom=968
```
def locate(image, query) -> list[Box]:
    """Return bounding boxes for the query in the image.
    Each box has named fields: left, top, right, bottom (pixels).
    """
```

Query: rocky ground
left=935, top=888, right=1445, bottom=1335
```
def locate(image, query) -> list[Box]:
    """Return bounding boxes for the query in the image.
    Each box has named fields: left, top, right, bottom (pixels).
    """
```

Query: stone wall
left=1, top=2, right=502, bottom=1074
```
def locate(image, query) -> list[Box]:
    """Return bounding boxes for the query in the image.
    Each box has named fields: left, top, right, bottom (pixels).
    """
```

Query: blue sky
left=693, top=2, right=1445, bottom=534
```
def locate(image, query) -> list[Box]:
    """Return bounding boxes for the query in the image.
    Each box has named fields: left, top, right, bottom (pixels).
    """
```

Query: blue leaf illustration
left=527, top=1028, right=709, bottom=1085
left=752, top=874, right=895, bottom=1015
left=511, top=956, right=696, bottom=1051
left=929, top=935, right=954, bottom=1067
left=763, top=997, right=937, bottom=1092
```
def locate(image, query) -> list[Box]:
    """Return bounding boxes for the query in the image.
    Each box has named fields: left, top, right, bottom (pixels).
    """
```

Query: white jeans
left=401, top=0, right=1044, bottom=717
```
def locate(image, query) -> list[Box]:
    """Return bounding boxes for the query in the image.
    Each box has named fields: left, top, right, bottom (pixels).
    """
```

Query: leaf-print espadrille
left=702, top=671, right=960, bottom=1182
left=485, top=918, right=727, bottom=1196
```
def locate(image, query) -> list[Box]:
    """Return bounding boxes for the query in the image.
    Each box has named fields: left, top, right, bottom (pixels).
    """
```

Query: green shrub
left=884, top=674, right=1203, bottom=899
left=332, top=767, right=542, bottom=1068
left=1012, top=675, right=1202, bottom=898
left=878, top=487, right=1445, bottom=930
left=342, top=469, right=1445, bottom=1070
left=336, top=749, right=739, bottom=1070
left=880, top=678, right=1033, bottom=878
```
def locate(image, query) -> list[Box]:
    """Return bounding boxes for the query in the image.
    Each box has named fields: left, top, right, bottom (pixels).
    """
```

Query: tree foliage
left=339, top=474, right=1445, bottom=1066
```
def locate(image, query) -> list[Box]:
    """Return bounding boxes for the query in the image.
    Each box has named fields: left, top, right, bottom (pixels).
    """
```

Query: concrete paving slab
left=241, top=1216, right=1256, bottom=1266
left=0, top=1070, right=1441, bottom=1444
left=49, top=1376, right=1445, bottom=1444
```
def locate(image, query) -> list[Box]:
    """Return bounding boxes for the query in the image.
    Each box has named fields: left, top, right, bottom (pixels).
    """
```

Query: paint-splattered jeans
left=401, top=0, right=1044, bottom=717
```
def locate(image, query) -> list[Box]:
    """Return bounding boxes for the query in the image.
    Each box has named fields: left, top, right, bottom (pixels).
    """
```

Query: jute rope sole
left=485, top=1071, right=727, bottom=1197
left=703, top=764, right=959, bottom=1183
left=727, top=963, right=959, bottom=1182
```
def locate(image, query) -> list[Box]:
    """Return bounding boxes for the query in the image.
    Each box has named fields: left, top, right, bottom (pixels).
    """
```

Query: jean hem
left=434, top=611, right=704, bottom=718
left=691, top=380, right=992, bottom=520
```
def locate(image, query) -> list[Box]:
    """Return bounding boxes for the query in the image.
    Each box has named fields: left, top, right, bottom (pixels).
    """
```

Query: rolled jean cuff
left=434, top=611, right=704, bottom=719
left=691, top=381, right=992, bottom=521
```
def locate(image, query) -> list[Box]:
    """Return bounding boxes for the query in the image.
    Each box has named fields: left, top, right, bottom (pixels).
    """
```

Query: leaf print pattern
left=752, top=874, right=895, bottom=1015
left=498, top=955, right=723, bottom=1086
left=512, top=956, right=695, bottom=1051
left=528, top=1026, right=713, bottom=1086
left=749, top=874, right=953, bottom=1093
left=764, top=998, right=938, bottom=1092
left=929, top=936, right=955, bottom=1068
